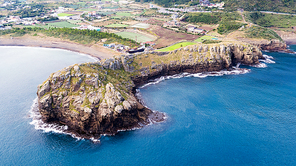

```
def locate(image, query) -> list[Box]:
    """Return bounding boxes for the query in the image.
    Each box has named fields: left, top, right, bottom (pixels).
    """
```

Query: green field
left=130, top=23, right=150, bottom=29
left=111, top=16, right=123, bottom=19
left=23, top=24, right=47, bottom=28
left=76, top=2, right=86, bottom=5
left=195, top=36, right=217, bottom=42
left=246, top=12, right=296, bottom=28
left=47, top=21, right=79, bottom=28
left=115, top=32, right=154, bottom=43
left=105, top=24, right=129, bottom=27
left=67, top=20, right=82, bottom=24
left=57, top=13, right=74, bottom=17
left=116, top=12, right=131, bottom=17
left=97, top=12, right=115, bottom=15
left=77, top=8, right=97, bottom=11
left=158, top=42, right=197, bottom=52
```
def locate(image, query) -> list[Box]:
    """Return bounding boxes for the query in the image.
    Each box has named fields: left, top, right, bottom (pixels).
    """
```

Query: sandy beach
left=0, top=34, right=119, bottom=60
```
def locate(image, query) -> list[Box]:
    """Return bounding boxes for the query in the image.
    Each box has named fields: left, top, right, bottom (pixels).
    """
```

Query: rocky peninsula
left=37, top=42, right=263, bottom=139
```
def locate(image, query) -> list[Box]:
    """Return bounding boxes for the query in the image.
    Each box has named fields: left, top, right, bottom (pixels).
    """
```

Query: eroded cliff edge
left=37, top=43, right=263, bottom=139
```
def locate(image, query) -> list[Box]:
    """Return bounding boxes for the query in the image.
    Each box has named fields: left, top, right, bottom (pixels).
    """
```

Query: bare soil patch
left=0, top=34, right=117, bottom=60
left=148, top=25, right=200, bottom=48
left=144, top=19, right=164, bottom=26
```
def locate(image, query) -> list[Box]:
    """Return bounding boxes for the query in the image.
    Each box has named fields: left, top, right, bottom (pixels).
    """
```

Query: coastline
left=0, top=35, right=117, bottom=60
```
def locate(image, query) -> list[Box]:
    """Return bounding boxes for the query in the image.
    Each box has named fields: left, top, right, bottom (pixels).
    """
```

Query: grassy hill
left=137, top=0, right=296, bottom=13
left=213, top=0, right=296, bottom=13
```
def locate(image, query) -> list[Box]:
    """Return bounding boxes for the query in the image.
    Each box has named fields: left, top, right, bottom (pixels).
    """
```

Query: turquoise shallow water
left=0, top=46, right=296, bottom=165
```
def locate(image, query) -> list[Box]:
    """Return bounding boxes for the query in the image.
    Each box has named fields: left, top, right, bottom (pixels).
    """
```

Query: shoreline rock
left=36, top=43, right=263, bottom=140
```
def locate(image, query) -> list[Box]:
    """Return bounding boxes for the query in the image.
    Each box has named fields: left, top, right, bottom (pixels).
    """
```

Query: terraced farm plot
left=97, top=12, right=115, bottom=15
left=130, top=23, right=150, bottom=29
left=157, top=42, right=196, bottom=52
left=23, top=24, right=47, bottom=28
left=116, top=12, right=131, bottom=17
left=105, top=24, right=129, bottom=28
left=112, top=16, right=122, bottom=19
left=57, top=13, right=74, bottom=17
left=148, top=25, right=200, bottom=48
left=47, top=21, right=79, bottom=28
left=116, top=32, right=154, bottom=43
left=77, top=8, right=97, bottom=11
left=77, top=2, right=86, bottom=5
left=67, top=20, right=82, bottom=24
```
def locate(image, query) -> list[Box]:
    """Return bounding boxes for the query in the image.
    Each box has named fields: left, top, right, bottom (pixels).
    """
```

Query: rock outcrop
left=37, top=62, right=163, bottom=139
left=254, top=39, right=287, bottom=52
left=37, top=43, right=263, bottom=139
left=127, top=44, right=263, bottom=86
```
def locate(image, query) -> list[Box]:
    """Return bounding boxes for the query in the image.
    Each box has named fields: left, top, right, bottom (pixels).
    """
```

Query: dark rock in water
left=37, top=43, right=264, bottom=140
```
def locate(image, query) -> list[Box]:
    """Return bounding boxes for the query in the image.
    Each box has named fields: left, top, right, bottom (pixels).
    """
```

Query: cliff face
left=37, top=62, right=161, bottom=139
left=127, top=44, right=262, bottom=86
left=246, top=39, right=287, bottom=52
left=37, top=43, right=263, bottom=139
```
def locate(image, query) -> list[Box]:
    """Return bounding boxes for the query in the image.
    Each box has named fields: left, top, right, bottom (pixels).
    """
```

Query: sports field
left=57, top=13, right=74, bottom=17
left=157, top=42, right=196, bottom=52
left=130, top=23, right=150, bottom=29
left=105, top=24, right=129, bottom=28
left=115, top=32, right=154, bottom=43
left=47, top=21, right=79, bottom=28
left=195, top=35, right=217, bottom=42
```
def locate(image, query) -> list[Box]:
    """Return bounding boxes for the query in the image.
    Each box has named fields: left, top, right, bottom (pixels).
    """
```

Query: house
left=88, top=11, right=97, bottom=17
left=163, top=21, right=180, bottom=27
left=187, top=26, right=205, bottom=34
left=143, top=41, right=155, bottom=46
left=7, top=16, right=20, bottom=23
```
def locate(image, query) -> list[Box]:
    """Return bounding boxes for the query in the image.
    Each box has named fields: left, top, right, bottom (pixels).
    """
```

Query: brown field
left=93, top=19, right=118, bottom=27
left=199, top=26, right=215, bottom=32
left=121, top=20, right=139, bottom=25
left=148, top=25, right=201, bottom=48
left=144, top=18, right=165, bottom=26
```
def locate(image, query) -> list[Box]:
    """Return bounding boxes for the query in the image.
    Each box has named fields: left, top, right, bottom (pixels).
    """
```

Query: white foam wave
left=261, top=54, right=275, bottom=64
left=29, top=98, right=100, bottom=142
left=29, top=97, right=152, bottom=143
left=188, top=68, right=250, bottom=78
left=263, top=54, right=274, bottom=60
left=252, top=63, right=267, bottom=68
left=140, top=73, right=188, bottom=88
left=252, top=55, right=275, bottom=68
left=139, top=68, right=250, bottom=89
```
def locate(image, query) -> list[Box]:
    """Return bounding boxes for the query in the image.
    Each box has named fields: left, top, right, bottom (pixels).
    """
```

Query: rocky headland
left=37, top=43, right=263, bottom=139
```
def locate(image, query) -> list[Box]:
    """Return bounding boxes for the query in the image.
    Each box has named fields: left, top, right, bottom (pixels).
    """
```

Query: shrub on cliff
left=245, top=26, right=283, bottom=41
left=217, top=21, right=246, bottom=34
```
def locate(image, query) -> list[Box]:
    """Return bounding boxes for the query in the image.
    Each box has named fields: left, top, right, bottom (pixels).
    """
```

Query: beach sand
left=0, top=34, right=120, bottom=60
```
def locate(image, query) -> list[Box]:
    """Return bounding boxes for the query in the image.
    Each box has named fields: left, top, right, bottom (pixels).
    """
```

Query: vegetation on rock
left=245, top=26, right=283, bottom=41
left=0, top=27, right=139, bottom=47
left=217, top=21, right=246, bottom=34
left=37, top=42, right=264, bottom=139
left=246, top=12, right=296, bottom=28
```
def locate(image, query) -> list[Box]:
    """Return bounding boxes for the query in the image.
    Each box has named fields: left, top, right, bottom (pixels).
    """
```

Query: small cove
left=0, top=46, right=296, bottom=165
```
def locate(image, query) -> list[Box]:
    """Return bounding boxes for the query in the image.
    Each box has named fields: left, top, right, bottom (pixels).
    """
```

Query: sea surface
left=0, top=46, right=296, bottom=165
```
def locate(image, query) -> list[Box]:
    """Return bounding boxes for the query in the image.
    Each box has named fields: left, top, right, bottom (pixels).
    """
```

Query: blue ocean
left=0, top=46, right=295, bottom=165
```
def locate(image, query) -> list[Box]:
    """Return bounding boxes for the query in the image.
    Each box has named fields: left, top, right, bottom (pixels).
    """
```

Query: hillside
left=138, top=0, right=296, bottom=13
left=220, top=0, right=296, bottom=13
